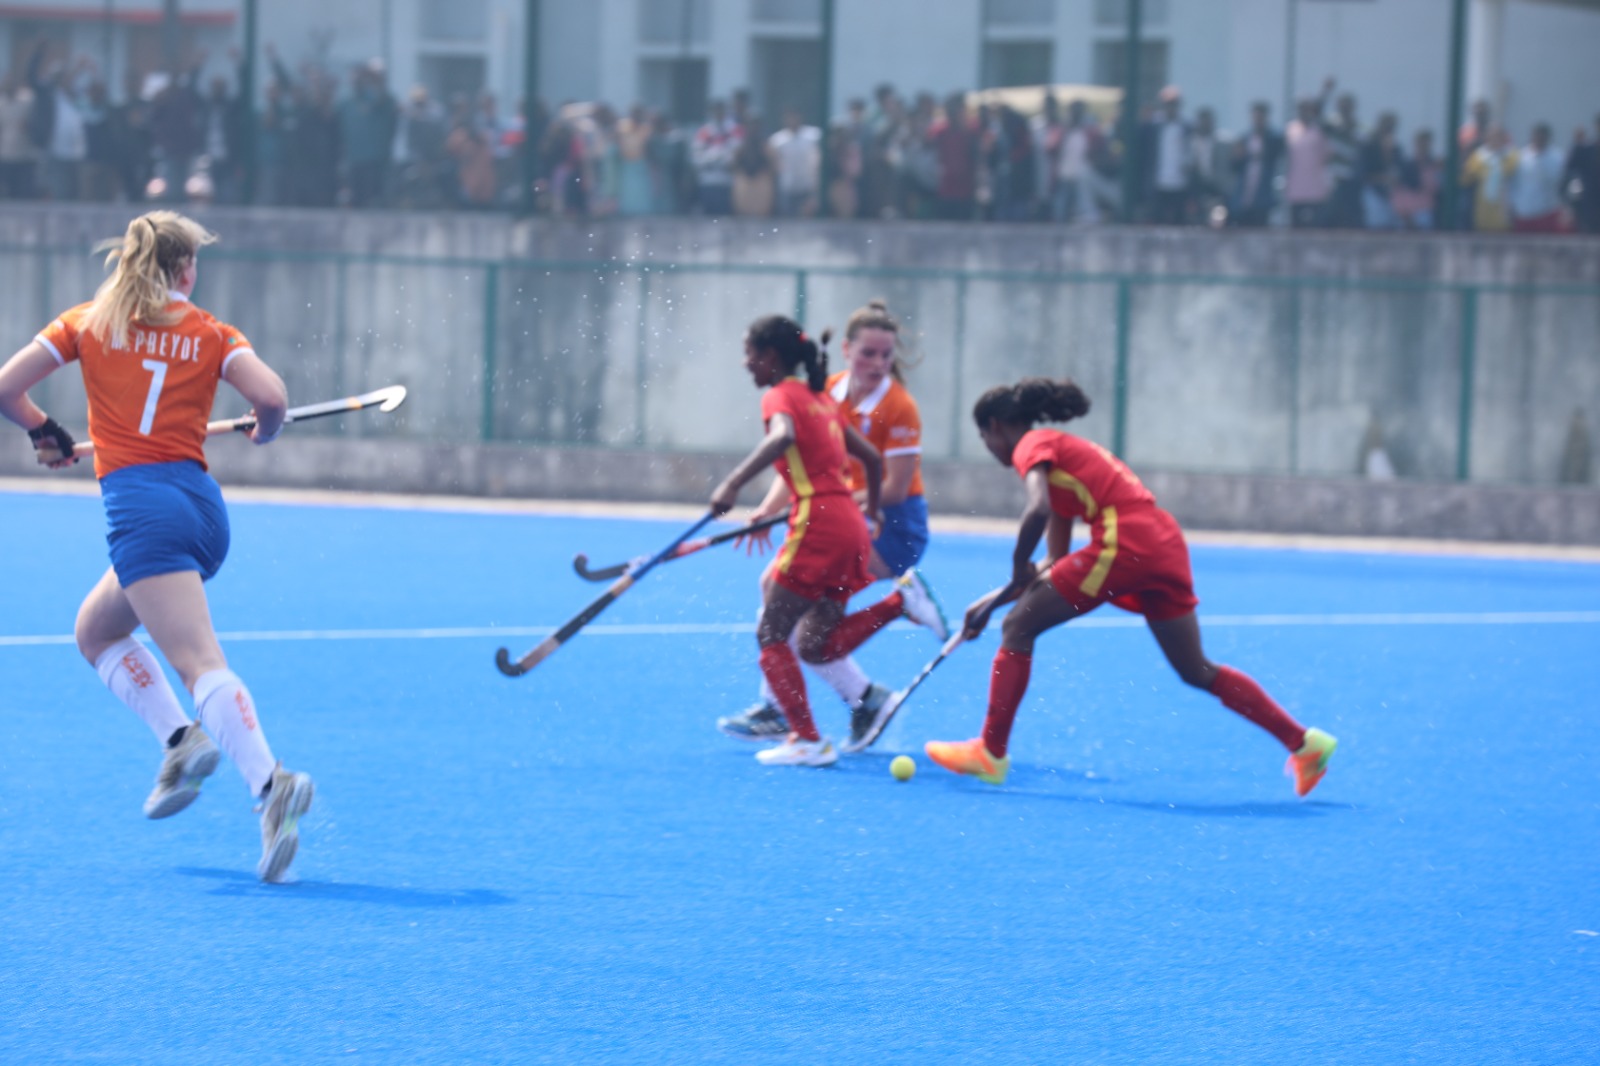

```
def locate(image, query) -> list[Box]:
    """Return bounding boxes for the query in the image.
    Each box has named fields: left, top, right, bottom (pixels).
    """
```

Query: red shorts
left=771, top=493, right=874, bottom=604
left=1048, top=505, right=1199, bottom=622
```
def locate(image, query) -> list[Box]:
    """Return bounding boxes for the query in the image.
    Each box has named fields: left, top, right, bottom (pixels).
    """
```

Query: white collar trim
left=833, top=374, right=892, bottom=417
left=168, top=289, right=190, bottom=303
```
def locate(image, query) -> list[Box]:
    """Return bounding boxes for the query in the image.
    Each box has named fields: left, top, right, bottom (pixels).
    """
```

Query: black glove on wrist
left=27, top=416, right=77, bottom=460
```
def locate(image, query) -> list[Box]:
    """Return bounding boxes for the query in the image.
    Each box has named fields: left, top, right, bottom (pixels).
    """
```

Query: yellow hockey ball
left=890, top=755, right=916, bottom=781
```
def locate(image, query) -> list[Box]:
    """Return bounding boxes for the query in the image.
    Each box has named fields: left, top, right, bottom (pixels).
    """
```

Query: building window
left=422, top=0, right=489, bottom=42
left=419, top=54, right=487, bottom=101
left=640, top=0, right=711, bottom=46
left=751, top=0, right=822, bottom=24
left=640, top=58, right=711, bottom=125
left=1091, top=39, right=1169, bottom=102
left=751, top=37, right=823, bottom=125
left=1093, top=0, right=1170, bottom=27
left=984, top=0, right=1056, bottom=28
left=982, top=42, right=1054, bottom=88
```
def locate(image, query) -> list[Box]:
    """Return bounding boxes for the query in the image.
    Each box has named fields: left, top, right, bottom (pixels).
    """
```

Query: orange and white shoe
left=1285, top=727, right=1338, bottom=798
left=924, top=737, right=1010, bottom=785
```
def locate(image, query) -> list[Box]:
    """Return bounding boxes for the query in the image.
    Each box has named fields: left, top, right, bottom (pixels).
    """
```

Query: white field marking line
left=3, top=611, right=1599, bottom=649
left=5, top=478, right=1599, bottom=563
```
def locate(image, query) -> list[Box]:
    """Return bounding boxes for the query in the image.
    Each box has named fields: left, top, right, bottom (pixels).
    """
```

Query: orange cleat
left=924, top=737, right=1011, bottom=785
left=1285, top=727, right=1338, bottom=798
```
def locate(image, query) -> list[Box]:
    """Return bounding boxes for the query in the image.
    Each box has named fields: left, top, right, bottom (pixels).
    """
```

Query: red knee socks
left=982, top=648, right=1033, bottom=758
left=1210, top=666, right=1306, bottom=751
left=759, top=643, right=819, bottom=741
left=817, top=591, right=905, bottom=662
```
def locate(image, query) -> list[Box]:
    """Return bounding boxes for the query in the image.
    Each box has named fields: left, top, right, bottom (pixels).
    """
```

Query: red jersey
left=1011, top=428, right=1155, bottom=530
left=827, top=370, right=924, bottom=498
left=36, top=295, right=252, bottom=478
left=761, top=378, right=853, bottom=505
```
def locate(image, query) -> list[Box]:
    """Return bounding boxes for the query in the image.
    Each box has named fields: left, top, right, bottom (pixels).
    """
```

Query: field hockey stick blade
left=496, top=513, right=716, bottom=676
left=570, top=514, right=785, bottom=583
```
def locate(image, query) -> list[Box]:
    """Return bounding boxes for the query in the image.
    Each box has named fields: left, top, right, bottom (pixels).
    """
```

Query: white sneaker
left=897, top=570, right=950, bottom=640
left=754, top=735, right=839, bottom=767
left=144, top=723, right=221, bottom=819
left=256, top=763, right=315, bottom=883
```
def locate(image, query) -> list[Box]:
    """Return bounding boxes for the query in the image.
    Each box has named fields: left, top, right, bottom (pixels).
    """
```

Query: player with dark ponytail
left=924, top=376, right=1338, bottom=797
left=718, top=299, right=948, bottom=753
left=710, top=314, right=906, bottom=767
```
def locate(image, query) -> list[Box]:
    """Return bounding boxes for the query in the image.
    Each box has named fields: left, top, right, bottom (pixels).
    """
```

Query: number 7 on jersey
left=138, top=358, right=168, bottom=436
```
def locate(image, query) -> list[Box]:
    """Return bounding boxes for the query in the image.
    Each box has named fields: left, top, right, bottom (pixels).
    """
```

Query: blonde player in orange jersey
left=717, top=299, right=948, bottom=753
left=0, top=212, right=315, bottom=883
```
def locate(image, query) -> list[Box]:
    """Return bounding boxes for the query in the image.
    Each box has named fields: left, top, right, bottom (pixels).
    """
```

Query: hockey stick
left=572, top=513, right=786, bottom=582
left=844, top=632, right=966, bottom=753
left=495, top=511, right=718, bottom=678
left=66, top=385, right=408, bottom=458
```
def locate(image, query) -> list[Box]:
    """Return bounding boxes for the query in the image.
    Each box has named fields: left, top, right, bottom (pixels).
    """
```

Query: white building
left=2, top=0, right=1595, bottom=140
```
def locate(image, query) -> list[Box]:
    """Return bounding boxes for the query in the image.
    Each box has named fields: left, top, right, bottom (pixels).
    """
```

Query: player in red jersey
left=0, top=211, right=315, bottom=881
left=717, top=299, right=948, bottom=752
left=924, top=377, right=1338, bottom=796
left=710, top=314, right=900, bottom=767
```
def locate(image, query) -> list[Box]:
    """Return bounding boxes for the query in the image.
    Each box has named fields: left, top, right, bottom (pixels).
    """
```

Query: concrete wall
left=5, top=435, right=1597, bottom=545
left=1, top=204, right=1596, bottom=542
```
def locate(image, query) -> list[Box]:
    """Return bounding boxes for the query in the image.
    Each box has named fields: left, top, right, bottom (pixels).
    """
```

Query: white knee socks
left=759, top=630, right=872, bottom=707
left=94, top=637, right=191, bottom=744
left=193, top=669, right=276, bottom=796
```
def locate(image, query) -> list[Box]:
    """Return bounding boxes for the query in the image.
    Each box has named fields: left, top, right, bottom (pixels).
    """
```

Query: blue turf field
left=2, top=487, right=1597, bottom=1064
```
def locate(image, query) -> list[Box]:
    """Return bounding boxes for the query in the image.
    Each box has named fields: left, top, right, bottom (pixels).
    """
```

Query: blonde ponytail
left=82, top=212, right=217, bottom=349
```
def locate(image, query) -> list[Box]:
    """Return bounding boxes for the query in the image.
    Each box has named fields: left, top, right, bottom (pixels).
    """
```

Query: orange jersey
left=761, top=378, right=854, bottom=504
left=36, top=296, right=252, bottom=478
left=1011, top=428, right=1156, bottom=532
left=827, top=371, right=924, bottom=498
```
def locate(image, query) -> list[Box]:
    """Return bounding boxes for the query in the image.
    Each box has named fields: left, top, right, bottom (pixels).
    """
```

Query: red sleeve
left=761, top=383, right=799, bottom=423
left=35, top=307, right=86, bottom=365
left=1010, top=429, right=1057, bottom=480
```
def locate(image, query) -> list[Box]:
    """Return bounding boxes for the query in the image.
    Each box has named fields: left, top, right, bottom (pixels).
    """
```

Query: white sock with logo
left=94, top=637, right=192, bottom=744
left=193, top=669, right=276, bottom=796
left=758, top=631, right=872, bottom=706
left=807, top=652, right=872, bottom=706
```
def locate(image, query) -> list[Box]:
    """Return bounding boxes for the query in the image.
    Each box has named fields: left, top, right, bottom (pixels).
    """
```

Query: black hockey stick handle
left=572, top=513, right=787, bottom=582
left=497, top=512, right=717, bottom=677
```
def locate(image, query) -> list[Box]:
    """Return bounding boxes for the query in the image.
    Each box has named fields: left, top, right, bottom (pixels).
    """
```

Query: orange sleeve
left=215, top=322, right=254, bottom=377
left=880, top=388, right=922, bottom=457
left=35, top=305, right=88, bottom=366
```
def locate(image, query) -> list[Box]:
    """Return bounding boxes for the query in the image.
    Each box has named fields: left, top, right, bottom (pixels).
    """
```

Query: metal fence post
left=334, top=257, right=348, bottom=426
left=1287, top=283, right=1302, bottom=474
left=949, top=274, right=968, bottom=459
left=482, top=263, right=500, bottom=443
left=794, top=269, right=809, bottom=324
left=1112, top=278, right=1132, bottom=458
left=635, top=268, right=650, bottom=447
left=1456, top=287, right=1478, bottom=481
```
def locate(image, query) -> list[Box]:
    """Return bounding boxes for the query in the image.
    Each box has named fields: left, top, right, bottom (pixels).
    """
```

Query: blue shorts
left=873, top=495, right=929, bottom=577
left=101, top=461, right=231, bottom=587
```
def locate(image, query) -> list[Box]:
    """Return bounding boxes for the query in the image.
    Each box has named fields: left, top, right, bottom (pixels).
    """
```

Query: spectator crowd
left=2, top=40, right=1597, bottom=236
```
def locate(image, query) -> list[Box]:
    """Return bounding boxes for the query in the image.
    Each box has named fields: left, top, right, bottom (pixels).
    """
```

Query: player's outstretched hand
left=735, top=517, right=774, bottom=556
